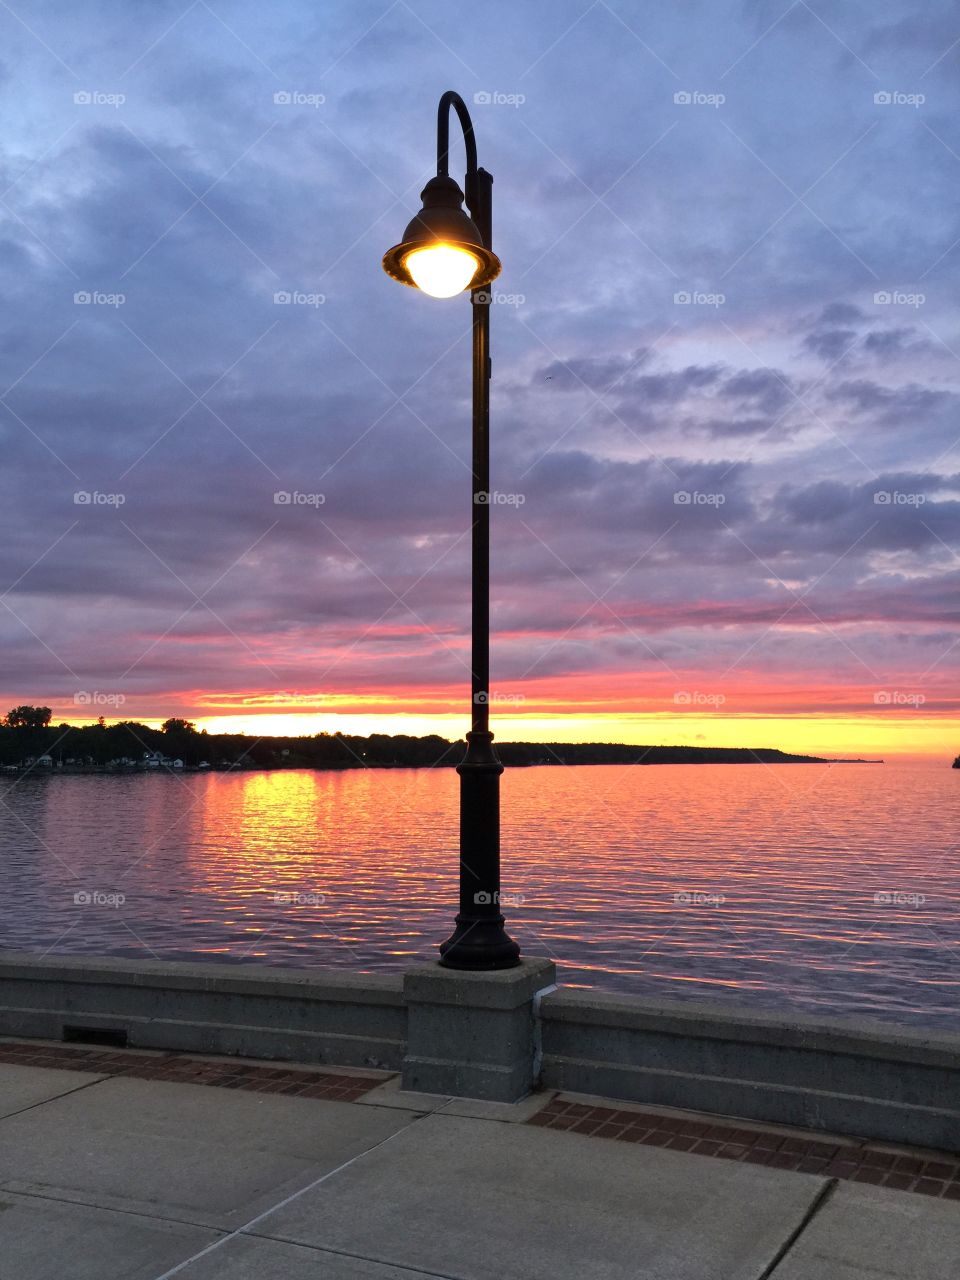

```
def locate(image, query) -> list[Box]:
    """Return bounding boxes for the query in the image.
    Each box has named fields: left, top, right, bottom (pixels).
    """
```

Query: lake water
left=2, top=762, right=958, bottom=1030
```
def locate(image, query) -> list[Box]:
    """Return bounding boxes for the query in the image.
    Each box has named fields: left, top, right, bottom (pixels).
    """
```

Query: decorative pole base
left=439, top=730, right=521, bottom=971
left=439, top=916, right=521, bottom=970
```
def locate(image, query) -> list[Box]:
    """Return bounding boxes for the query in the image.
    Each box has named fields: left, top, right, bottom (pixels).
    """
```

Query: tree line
left=0, top=707, right=457, bottom=770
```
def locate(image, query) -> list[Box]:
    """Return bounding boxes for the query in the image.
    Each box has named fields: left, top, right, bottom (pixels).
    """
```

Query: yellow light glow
left=188, top=712, right=960, bottom=761
left=405, top=244, right=479, bottom=297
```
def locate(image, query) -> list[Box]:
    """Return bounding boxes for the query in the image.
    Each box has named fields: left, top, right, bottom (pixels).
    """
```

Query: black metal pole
left=437, top=107, right=520, bottom=970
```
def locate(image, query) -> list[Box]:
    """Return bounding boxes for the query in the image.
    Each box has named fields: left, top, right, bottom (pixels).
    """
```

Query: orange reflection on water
left=2, top=762, right=959, bottom=1028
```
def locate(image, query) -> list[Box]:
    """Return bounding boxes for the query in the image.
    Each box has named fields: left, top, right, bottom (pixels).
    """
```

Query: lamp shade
left=383, top=175, right=501, bottom=297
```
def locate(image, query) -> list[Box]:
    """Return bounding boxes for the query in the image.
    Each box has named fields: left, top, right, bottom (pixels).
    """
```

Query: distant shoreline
left=2, top=741, right=885, bottom=776
left=0, top=713, right=895, bottom=772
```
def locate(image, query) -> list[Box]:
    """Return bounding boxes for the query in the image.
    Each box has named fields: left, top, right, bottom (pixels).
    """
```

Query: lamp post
left=383, top=90, right=521, bottom=970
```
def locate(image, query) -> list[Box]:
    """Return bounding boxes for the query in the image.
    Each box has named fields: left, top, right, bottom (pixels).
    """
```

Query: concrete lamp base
left=402, top=958, right=557, bottom=1102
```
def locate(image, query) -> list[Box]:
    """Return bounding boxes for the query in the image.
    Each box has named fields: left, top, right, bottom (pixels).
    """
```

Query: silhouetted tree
left=4, top=706, right=52, bottom=731
left=162, top=718, right=197, bottom=734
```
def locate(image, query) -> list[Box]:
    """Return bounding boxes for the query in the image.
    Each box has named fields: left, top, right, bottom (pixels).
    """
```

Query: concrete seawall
left=538, top=989, right=960, bottom=1152
left=1, top=950, right=958, bottom=1150
left=0, top=952, right=405, bottom=1071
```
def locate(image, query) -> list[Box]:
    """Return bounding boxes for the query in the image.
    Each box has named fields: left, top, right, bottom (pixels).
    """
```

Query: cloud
left=0, top=0, right=956, bottom=726
left=826, top=380, right=954, bottom=424
left=803, top=327, right=857, bottom=361
left=862, top=327, right=930, bottom=359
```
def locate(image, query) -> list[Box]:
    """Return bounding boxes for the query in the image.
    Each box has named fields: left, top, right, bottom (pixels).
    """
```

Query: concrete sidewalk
left=1, top=1056, right=958, bottom=1279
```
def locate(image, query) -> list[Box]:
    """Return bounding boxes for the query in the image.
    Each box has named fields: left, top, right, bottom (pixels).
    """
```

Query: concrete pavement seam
left=758, top=1178, right=838, bottom=1279
left=0, top=1184, right=465, bottom=1279
left=242, top=1230, right=469, bottom=1280
left=0, top=1185, right=230, bottom=1235
left=146, top=1110, right=432, bottom=1280
left=0, top=1072, right=113, bottom=1123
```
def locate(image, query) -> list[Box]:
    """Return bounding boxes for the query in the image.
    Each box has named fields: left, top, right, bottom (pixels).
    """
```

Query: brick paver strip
left=3, top=1038, right=957, bottom=1204
left=0, top=1040, right=379, bottom=1101
left=527, top=1098, right=960, bottom=1202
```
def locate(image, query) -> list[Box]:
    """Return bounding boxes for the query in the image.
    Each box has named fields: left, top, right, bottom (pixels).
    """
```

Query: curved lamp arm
left=437, top=90, right=478, bottom=181
left=436, top=91, right=492, bottom=255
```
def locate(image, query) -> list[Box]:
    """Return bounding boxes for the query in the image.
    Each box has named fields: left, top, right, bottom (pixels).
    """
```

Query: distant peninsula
left=0, top=706, right=876, bottom=773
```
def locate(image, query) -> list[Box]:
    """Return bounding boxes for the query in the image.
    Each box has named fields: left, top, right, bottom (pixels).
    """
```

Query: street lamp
left=383, top=90, right=521, bottom=970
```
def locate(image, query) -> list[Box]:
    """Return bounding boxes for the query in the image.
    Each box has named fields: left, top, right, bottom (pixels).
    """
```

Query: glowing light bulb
left=404, top=244, right=479, bottom=298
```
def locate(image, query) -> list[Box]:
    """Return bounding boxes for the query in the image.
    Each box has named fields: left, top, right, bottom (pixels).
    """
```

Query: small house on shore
left=143, top=751, right=183, bottom=769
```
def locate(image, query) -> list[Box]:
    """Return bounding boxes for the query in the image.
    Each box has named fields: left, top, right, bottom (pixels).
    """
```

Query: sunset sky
left=1, top=1, right=958, bottom=759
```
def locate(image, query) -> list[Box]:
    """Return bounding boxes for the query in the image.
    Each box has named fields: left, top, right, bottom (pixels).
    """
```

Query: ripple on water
left=1, top=762, right=958, bottom=1030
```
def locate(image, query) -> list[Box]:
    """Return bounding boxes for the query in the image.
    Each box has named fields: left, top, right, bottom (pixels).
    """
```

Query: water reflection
left=1, top=763, right=958, bottom=1029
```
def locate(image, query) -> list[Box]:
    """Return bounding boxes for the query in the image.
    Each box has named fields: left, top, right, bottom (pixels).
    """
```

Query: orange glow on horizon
left=195, top=713, right=957, bottom=760
left=45, top=676, right=960, bottom=761
left=56, top=709, right=952, bottom=762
